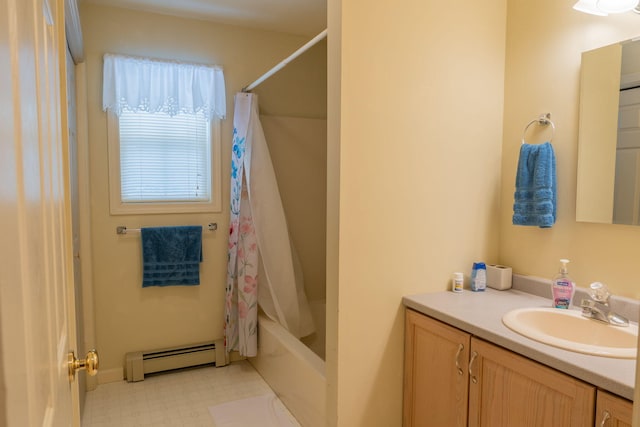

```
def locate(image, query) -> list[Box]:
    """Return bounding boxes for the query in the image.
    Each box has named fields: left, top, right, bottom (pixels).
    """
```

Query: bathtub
left=249, top=301, right=326, bottom=427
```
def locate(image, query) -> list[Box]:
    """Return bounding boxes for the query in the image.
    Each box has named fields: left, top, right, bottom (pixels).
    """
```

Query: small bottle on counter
left=470, top=262, right=487, bottom=292
left=452, top=272, right=464, bottom=293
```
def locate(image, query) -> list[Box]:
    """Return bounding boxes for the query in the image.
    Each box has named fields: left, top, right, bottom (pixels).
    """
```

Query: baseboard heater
left=125, top=339, right=227, bottom=382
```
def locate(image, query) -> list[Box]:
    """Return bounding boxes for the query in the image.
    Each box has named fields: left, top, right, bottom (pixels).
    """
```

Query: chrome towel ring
left=522, top=113, right=555, bottom=145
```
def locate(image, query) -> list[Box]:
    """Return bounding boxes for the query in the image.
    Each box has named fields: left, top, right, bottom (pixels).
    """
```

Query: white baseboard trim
left=97, top=367, right=124, bottom=384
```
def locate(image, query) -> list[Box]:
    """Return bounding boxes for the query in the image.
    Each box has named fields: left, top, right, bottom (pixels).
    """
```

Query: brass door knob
left=68, top=349, right=99, bottom=382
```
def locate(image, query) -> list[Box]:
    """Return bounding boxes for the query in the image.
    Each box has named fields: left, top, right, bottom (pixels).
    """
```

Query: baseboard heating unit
left=125, top=339, right=227, bottom=382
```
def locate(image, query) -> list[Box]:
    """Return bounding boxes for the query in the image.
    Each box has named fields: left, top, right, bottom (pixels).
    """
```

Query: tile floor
left=81, top=360, right=300, bottom=426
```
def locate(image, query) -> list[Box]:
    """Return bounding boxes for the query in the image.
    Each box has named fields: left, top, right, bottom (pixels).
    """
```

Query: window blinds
left=118, top=110, right=211, bottom=203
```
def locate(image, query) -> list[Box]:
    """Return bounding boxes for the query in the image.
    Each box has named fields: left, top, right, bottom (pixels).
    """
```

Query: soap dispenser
left=551, top=259, right=575, bottom=309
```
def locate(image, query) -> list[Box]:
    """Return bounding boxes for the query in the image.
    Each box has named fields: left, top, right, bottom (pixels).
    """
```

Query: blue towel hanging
left=141, top=226, right=203, bottom=287
left=512, top=142, right=557, bottom=228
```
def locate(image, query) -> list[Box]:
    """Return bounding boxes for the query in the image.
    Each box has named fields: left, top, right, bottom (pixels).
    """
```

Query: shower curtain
left=225, top=92, right=314, bottom=357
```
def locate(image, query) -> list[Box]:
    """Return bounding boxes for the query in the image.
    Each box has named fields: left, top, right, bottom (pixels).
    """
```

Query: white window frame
left=107, top=111, right=222, bottom=215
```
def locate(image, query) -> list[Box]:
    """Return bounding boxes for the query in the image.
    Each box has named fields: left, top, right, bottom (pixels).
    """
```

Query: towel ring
left=521, top=113, right=555, bottom=145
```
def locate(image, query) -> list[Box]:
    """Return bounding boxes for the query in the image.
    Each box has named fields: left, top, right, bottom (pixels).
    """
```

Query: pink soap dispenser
left=551, top=259, right=575, bottom=309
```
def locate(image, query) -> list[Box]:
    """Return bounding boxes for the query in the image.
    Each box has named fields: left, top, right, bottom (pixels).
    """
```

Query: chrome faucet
left=580, top=282, right=629, bottom=327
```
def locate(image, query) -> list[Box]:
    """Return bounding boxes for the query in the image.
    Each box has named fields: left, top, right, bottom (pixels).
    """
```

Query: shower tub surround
left=249, top=310, right=326, bottom=427
left=403, top=274, right=638, bottom=400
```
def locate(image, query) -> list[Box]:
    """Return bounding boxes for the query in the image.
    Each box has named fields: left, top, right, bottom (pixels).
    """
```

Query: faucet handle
left=581, top=298, right=595, bottom=308
left=580, top=298, right=595, bottom=315
left=589, top=282, right=611, bottom=304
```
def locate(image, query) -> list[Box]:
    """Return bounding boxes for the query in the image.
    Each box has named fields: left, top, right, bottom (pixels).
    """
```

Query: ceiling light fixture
left=573, top=0, right=609, bottom=15
left=574, top=0, right=639, bottom=14
left=597, top=0, right=639, bottom=13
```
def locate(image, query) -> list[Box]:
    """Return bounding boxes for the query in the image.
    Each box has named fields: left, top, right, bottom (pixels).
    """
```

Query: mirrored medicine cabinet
left=576, top=37, right=640, bottom=226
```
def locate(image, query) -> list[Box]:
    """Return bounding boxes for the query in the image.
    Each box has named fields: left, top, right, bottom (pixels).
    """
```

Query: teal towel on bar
left=141, top=226, right=202, bottom=287
left=512, top=142, right=557, bottom=228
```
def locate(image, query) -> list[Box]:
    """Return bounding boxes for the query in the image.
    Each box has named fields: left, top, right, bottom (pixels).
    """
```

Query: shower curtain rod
left=242, top=28, right=328, bottom=92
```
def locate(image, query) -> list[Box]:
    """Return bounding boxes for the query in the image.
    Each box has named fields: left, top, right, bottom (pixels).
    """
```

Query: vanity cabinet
left=596, top=390, right=632, bottom=427
left=404, top=308, right=602, bottom=427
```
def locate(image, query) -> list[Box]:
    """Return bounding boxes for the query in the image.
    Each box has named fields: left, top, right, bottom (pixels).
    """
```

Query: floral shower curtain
left=225, top=93, right=314, bottom=357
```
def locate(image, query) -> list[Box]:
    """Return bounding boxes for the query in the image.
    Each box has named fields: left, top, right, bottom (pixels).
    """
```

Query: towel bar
left=522, top=113, right=555, bottom=145
left=116, top=223, right=218, bottom=235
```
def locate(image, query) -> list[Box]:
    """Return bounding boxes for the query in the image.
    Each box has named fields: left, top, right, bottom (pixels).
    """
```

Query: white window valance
left=102, top=53, right=226, bottom=120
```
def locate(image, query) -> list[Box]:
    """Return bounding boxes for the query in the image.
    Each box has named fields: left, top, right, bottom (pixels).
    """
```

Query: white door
left=0, top=0, right=81, bottom=425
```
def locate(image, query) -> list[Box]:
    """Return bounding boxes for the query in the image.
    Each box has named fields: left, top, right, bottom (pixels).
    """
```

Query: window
left=102, top=53, right=226, bottom=214
left=107, top=110, right=221, bottom=214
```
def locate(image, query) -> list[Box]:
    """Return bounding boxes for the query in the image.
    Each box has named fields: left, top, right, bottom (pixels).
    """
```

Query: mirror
left=576, top=37, right=640, bottom=225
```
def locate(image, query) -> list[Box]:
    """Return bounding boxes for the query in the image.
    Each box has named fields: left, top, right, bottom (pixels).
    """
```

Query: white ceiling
left=83, top=0, right=326, bottom=36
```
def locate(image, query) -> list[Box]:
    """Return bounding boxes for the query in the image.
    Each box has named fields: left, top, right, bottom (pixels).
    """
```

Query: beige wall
left=255, top=40, right=327, bottom=119
left=81, top=3, right=325, bottom=375
left=328, top=0, right=507, bottom=425
left=500, top=2, right=640, bottom=298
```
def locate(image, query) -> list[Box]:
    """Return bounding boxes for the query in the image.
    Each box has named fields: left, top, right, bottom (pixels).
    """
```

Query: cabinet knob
left=599, top=410, right=611, bottom=427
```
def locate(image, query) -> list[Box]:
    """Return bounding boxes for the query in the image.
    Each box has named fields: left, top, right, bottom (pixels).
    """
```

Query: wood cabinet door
left=403, top=309, right=471, bottom=427
left=595, top=390, right=632, bottom=427
left=468, top=338, right=595, bottom=427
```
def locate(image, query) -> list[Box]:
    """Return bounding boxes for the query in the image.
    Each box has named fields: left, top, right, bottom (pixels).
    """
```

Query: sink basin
left=502, top=307, right=638, bottom=359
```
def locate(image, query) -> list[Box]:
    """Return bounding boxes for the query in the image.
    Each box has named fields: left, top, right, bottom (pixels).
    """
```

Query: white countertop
left=403, top=286, right=636, bottom=400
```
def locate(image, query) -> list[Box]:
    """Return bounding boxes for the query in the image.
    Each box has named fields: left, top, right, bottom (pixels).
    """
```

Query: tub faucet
left=580, top=282, right=629, bottom=327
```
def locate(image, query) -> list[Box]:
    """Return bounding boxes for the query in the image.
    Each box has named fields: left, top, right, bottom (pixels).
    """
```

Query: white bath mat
left=209, top=393, right=300, bottom=427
